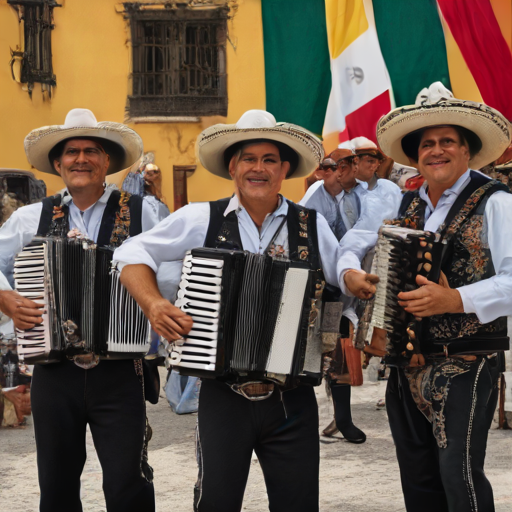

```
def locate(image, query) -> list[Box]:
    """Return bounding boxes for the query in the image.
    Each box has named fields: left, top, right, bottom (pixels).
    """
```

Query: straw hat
left=377, top=82, right=511, bottom=169
left=197, top=110, right=324, bottom=179
left=24, top=109, right=143, bottom=175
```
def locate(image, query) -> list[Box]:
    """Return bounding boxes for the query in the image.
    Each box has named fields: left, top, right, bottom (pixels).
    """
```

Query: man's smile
left=247, top=176, right=268, bottom=184
left=427, top=158, right=450, bottom=168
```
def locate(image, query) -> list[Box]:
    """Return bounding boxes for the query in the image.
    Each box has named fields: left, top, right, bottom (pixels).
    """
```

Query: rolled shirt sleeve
left=113, top=202, right=210, bottom=274
left=336, top=229, right=378, bottom=295
left=0, top=203, right=42, bottom=287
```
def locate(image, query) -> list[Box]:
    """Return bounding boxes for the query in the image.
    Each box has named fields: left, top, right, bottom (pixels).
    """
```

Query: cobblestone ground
left=1, top=370, right=511, bottom=511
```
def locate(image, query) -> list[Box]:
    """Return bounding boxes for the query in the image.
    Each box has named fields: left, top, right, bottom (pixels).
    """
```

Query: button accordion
left=14, top=236, right=150, bottom=364
left=169, top=248, right=325, bottom=386
left=354, top=225, right=445, bottom=361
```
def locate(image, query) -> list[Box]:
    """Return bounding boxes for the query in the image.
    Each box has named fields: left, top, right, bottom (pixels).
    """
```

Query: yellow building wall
left=0, top=0, right=307, bottom=208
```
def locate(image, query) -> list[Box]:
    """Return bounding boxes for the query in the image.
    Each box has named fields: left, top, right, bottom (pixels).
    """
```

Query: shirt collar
left=335, top=180, right=365, bottom=201
left=223, top=194, right=288, bottom=219
left=419, top=169, right=472, bottom=208
left=62, top=185, right=115, bottom=210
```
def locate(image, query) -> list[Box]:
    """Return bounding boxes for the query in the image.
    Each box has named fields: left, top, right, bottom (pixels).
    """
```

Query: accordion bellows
left=14, top=237, right=150, bottom=364
left=170, top=248, right=324, bottom=385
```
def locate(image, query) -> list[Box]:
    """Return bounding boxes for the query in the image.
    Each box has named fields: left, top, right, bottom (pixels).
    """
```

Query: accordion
left=169, top=248, right=325, bottom=386
left=355, top=225, right=444, bottom=361
left=14, top=236, right=151, bottom=364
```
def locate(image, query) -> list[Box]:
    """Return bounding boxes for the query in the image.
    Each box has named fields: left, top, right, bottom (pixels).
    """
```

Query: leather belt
left=229, top=381, right=275, bottom=401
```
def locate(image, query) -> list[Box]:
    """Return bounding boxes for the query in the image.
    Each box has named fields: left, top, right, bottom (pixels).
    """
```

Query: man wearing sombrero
left=0, top=109, right=166, bottom=511
left=115, top=110, right=351, bottom=511
left=340, top=82, right=512, bottom=512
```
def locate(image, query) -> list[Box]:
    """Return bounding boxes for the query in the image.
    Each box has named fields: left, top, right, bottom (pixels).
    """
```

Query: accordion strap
left=438, top=171, right=508, bottom=241
left=37, top=194, right=68, bottom=237
left=204, top=197, right=243, bottom=250
left=204, top=197, right=321, bottom=268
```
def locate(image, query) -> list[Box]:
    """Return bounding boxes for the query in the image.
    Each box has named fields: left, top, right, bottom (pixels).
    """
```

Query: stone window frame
left=124, top=4, right=228, bottom=119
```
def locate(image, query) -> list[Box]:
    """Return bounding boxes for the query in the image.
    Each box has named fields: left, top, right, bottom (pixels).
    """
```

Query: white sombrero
left=197, top=110, right=324, bottom=179
left=377, top=82, right=511, bottom=169
left=24, top=109, right=143, bottom=175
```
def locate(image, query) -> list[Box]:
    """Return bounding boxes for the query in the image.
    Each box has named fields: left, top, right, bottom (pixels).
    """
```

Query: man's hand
left=344, top=271, right=379, bottom=300
left=398, top=273, right=463, bottom=318
left=3, top=385, right=31, bottom=422
left=0, top=290, right=44, bottom=330
left=147, top=298, right=193, bottom=342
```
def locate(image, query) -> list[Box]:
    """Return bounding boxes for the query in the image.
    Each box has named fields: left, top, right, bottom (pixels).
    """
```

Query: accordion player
left=354, top=225, right=445, bottom=363
left=14, top=236, right=151, bottom=364
left=169, top=247, right=325, bottom=386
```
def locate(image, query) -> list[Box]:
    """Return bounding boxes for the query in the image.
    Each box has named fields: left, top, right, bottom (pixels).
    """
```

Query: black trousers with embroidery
left=386, top=357, right=500, bottom=512
left=194, top=379, right=320, bottom=512
left=31, top=359, right=155, bottom=512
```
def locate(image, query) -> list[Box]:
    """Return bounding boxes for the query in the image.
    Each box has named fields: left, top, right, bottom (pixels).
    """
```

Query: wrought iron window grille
left=124, top=4, right=228, bottom=118
left=8, top=0, right=59, bottom=97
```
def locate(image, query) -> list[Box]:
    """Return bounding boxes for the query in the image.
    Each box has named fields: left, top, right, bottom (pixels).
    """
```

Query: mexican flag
left=261, top=0, right=512, bottom=153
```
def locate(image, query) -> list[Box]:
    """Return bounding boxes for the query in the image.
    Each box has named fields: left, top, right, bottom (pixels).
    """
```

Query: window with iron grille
left=125, top=5, right=228, bottom=118
left=8, top=0, right=57, bottom=94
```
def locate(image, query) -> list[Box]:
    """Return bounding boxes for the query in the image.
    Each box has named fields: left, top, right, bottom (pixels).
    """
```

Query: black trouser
left=386, top=357, right=500, bottom=512
left=194, top=379, right=319, bottom=512
left=31, top=359, right=155, bottom=512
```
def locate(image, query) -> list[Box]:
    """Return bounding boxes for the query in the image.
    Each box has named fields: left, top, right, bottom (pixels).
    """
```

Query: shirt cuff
left=456, top=286, right=473, bottom=315
left=339, top=268, right=366, bottom=296
left=342, top=308, right=359, bottom=330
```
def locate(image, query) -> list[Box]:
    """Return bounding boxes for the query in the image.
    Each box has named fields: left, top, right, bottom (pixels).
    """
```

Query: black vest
left=398, top=172, right=509, bottom=355
left=36, top=190, right=143, bottom=246
left=203, top=197, right=321, bottom=270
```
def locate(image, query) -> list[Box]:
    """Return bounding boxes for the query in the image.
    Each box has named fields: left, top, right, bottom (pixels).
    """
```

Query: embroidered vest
left=203, top=197, right=321, bottom=269
left=36, top=190, right=143, bottom=248
left=397, top=172, right=509, bottom=354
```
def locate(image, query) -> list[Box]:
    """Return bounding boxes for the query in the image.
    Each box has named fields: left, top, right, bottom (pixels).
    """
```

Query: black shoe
left=339, top=423, right=366, bottom=444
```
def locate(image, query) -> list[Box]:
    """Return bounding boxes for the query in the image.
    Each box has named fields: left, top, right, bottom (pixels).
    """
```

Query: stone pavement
left=1, top=370, right=511, bottom=511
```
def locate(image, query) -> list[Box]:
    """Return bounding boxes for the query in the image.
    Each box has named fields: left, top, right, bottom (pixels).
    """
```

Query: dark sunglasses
left=319, top=158, right=338, bottom=171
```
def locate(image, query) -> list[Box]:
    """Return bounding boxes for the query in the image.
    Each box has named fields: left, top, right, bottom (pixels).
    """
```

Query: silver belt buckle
left=230, top=381, right=274, bottom=401
left=72, top=353, right=100, bottom=370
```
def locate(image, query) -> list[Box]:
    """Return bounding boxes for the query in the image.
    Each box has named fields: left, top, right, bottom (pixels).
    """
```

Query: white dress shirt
left=300, top=179, right=401, bottom=234
left=113, top=195, right=348, bottom=298
left=337, top=170, right=512, bottom=324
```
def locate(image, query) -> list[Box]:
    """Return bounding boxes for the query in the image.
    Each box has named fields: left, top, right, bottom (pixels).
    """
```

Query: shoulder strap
left=128, top=194, right=144, bottom=237
left=398, top=191, right=419, bottom=218
left=204, top=197, right=243, bottom=250
left=439, top=172, right=491, bottom=235
left=36, top=194, right=62, bottom=236
left=97, top=190, right=121, bottom=246
left=287, top=201, right=320, bottom=269
left=439, top=172, right=508, bottom=239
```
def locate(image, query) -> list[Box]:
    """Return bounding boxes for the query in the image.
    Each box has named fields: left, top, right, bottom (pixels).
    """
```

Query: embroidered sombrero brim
left=377, top=100, right=511, bottom=169
left=24, top=122, right=143, bottom=176
left=197, top=122, right=324, bottom=180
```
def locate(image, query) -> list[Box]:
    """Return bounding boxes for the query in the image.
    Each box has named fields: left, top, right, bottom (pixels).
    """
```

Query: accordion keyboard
left=13, top=242, right=53, bottom=360
left=170, top=252, right=223, bottom=371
